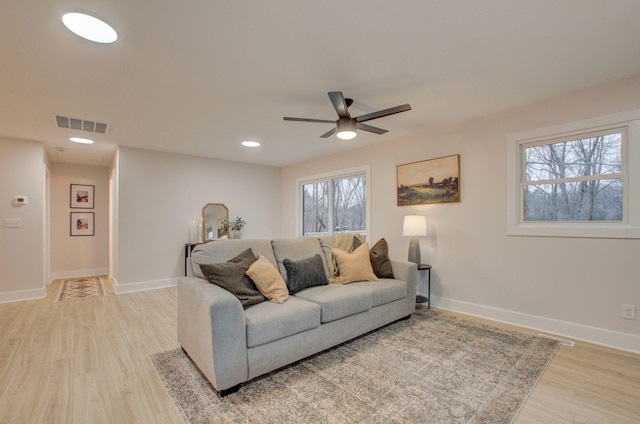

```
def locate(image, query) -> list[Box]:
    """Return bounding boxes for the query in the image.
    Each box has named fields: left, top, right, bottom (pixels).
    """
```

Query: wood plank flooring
left=0, top=279, right=638, bottom=423
left=0, top=278, right=181, bottom=424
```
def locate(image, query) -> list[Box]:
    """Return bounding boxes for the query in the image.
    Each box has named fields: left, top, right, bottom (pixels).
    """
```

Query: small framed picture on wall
left=70, top=212, right=94, bottom=236
left=70, top=184, right=95, bottom=209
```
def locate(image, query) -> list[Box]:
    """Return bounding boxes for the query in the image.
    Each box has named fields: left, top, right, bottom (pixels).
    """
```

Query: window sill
left=506, top=223, right=640, bottom=239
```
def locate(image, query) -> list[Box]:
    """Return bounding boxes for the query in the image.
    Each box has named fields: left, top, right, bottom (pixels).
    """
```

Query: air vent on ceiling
left=56, top=115, right=108, bottom=134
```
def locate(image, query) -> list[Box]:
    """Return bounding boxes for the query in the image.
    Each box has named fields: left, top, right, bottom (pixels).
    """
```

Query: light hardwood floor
left=0, top=279, right=638, bottom=423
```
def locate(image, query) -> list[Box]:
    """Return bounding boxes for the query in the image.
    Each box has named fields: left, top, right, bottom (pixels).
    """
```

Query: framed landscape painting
left=70, top=212, right=94, bottom=236
left=397, top=154, right=460, bottom=206
left=70, top=184, right=94, bottom=209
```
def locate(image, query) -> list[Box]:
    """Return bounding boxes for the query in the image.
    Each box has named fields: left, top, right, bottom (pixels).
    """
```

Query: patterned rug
left=151, top=309, right=558, bottom=424
left=57, top=276, right=104, bottom=301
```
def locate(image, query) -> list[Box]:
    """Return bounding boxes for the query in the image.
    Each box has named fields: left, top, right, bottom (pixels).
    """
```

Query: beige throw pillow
left=332, top=243, right=378, bottom=284
left=246, top=255, right=289, bottom=303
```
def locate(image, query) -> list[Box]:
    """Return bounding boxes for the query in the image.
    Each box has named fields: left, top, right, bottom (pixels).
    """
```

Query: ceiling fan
left=283, top=91, right=411, bottom=140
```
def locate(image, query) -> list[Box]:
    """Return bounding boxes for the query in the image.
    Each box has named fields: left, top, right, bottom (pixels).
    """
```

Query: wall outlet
left=3, top=218, right=22, bottom=228
left=622, top=304, right=636, bottom=320
left=13, top=196, right=29, bottom=205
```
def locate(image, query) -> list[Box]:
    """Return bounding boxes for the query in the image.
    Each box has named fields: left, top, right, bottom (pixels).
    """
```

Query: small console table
left=416, top=264, right=431, bottom=309
left=184, top=243, right=201, bottom=276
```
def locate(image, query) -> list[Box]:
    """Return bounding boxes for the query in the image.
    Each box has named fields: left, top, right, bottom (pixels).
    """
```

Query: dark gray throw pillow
left=370, top=238, right=394, bottom=279
left=283, top=254, right=328, bottom=294
left=352, top=235, right=363, bottom=250
left=200, top=248, right=266, bottom=308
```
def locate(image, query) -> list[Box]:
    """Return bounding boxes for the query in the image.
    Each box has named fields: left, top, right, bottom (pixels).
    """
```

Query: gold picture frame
left=397, top=154, right=460, bottom=206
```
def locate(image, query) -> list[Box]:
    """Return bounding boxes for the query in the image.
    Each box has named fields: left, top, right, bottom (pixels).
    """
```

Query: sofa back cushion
left=317, top=234, right=335, bottom=274
left=271, top=237, right=329, bottom=282
left=191, top=239, right=277, bottom=280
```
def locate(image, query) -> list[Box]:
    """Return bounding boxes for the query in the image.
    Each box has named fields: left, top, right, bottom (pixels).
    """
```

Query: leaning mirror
left=202, top=203, right=229, bottom=242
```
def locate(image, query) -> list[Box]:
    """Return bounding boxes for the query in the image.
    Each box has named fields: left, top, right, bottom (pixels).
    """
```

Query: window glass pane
left=523, top=179, right=623, bottom=222
left=332, top=176, right=366, bottom=232
left=303, top=182, right=328, bottom=234
left=525, top=133, right=622, bottom=182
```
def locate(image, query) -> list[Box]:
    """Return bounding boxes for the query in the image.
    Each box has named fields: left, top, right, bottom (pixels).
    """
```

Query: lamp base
left=408, top=237, right=421, bottom=265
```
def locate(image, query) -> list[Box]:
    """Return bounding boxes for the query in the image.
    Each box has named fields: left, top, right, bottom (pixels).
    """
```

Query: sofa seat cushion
left=294, top=284, right=372, bottom=323
left=245, top=297, right=321, bottom=348
left=347, top=279, right=407, bottom=307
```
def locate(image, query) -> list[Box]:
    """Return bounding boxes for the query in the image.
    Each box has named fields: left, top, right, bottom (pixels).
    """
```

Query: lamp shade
left=402, top=215, right=427, bottom=237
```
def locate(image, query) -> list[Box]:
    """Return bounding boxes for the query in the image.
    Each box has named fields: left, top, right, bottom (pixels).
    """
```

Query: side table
left=416, top=264, right=431, bottom=309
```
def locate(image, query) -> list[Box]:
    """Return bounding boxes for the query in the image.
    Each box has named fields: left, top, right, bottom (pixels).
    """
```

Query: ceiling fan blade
left=357, top=122, right=388, bottom=135
left=328, top=91, right=351, bottom=119
left=283, top=117, right=336, bottom=123
left=320, top=127, right=337, bottom=138
left=355, top=104, right=411, bottom=123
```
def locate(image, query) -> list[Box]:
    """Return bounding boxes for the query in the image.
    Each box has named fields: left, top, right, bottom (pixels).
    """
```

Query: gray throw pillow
left=370, top=238, right=394, bottom=279
left=283, top=254, right=328, bottom=294
left=200, top=248, right=266, bottom=308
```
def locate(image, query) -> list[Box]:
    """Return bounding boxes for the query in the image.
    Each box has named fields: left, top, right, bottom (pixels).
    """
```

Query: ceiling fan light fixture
left=337, top=119, right=357, bottom=140
left=62, top=12, right=118, bottom=43
left=283, top=91, right=411, bottom=140
left=337, top=130, right=356, bottom=140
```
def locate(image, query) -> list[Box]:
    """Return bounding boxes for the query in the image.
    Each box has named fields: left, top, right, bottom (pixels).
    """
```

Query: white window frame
left=297, top=165, right=371, bottom=239
left=507, top=109, right=640, bottom=239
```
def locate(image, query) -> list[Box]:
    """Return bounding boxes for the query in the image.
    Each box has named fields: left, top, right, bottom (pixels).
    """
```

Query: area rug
left=57, top=276, right=104, bottom=301
left=151, top=309, right=558, bottom=424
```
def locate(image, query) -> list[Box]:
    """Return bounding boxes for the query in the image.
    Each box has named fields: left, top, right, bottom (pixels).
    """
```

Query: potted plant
left=230, top=217, right=246, bottom=239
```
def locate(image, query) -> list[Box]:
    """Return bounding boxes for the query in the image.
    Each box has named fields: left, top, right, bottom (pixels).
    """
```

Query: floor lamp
left=403, top=215, right=427, bottom=265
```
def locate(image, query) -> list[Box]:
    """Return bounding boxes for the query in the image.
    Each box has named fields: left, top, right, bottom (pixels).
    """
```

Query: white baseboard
left=433, top=296, right=640, bottom=354
left=115, top=277, right=178, bottom=294
left=51, top=268, right=108, bottom=281
left=0, top=287, right=46, bottom=304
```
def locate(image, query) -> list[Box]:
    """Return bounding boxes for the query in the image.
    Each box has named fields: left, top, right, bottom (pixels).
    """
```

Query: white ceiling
left=2, top=1, right=640, bottom=167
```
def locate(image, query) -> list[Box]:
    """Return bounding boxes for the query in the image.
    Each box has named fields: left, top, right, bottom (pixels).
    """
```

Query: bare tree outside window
left=333, top=176, right=366, bottom=232
left=522, top=131, right=623, bottom=222
left=303, top=181, right=328, bottom=234
left=302, top=173, right=367, bottom=235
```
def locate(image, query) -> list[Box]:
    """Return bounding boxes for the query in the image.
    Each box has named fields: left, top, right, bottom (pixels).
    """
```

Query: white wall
left=0, top=137, right=45, bottom=301
left=114, top=147, right=282, bottom=291
left=281, top=75, right=640, bottom=352
left=50, top=163, right=109, bottom=279
left=109, top=152, right=119, bottom=283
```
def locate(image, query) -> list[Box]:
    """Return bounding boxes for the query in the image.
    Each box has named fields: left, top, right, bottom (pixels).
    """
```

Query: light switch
left=3, top=218, right=21, bottom=228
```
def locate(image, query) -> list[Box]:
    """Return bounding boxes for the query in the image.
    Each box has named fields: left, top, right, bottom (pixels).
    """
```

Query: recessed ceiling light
left=62, top=12, right=118, bottom=44
left=70, top=137, right=94, bottom=144
left=242, top=141, right=261, bottom=148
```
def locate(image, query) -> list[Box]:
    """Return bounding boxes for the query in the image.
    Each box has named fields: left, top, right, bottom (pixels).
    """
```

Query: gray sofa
left=177, top=235, right=417, bottom=396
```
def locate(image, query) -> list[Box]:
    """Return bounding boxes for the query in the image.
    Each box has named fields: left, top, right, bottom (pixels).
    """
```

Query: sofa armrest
left=390, top=259, right=418, bottom=314
left=177, top=277, right=248, bottom=391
